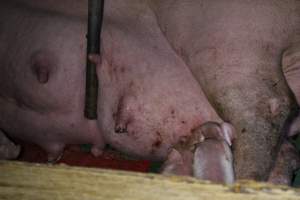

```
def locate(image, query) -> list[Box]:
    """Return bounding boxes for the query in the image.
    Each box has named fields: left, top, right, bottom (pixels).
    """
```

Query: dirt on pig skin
left=160, top=122, right=235, bottom=184
left=1, top=0, right=299, bottom=183
left=93, top=1, right=224, bottom=160
left=151, top=0, right=300, bottom=180
left=0, top=0, right=222, bottom=163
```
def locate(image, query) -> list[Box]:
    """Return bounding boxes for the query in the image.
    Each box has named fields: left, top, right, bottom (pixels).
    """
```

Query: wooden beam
left=0, top=161, right=299, bottom=200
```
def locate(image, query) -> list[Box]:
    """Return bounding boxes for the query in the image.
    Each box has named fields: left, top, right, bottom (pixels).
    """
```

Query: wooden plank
left=0, top=161, right=299, bottom=200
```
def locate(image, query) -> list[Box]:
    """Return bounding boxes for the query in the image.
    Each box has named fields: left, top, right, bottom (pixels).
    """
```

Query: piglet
left=161, top=122, right=235, bottom=184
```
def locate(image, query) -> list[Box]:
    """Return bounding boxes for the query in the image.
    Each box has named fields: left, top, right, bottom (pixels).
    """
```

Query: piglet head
left=192, top=122, right=236, bottom=146
left=192, top=122, right=236, bottom=184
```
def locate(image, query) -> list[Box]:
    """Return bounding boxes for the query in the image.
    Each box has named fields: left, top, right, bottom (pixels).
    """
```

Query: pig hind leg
left=271, top=44, right=300, bottom=185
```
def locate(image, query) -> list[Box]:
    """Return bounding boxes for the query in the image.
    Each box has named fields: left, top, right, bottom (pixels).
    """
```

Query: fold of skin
left=151, top=0, right=300, bottom=180
left=2, top=0, right=299, bottom=182
left=0, top=0, right=223, bottom=162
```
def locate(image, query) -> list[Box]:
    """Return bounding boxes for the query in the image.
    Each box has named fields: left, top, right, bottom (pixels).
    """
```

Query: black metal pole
left=84, top=0, right=104, bottom=119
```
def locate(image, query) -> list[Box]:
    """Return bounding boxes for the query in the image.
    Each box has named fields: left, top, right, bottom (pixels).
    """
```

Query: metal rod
left=84, top=0, right=104, bottom=119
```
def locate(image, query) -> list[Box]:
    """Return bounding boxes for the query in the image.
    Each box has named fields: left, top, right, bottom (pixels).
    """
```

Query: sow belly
left=0, top=1, right=221, bottom=161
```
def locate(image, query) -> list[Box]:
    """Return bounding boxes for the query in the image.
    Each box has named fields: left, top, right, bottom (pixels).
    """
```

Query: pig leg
left=152, top=0, right=296, bottom=181
left=268, top=42, right=300, bottom=185
left=268, top=140, right=300, bottom=185
left=161, top=122, right=235, bottom=184
left=0, top=130, right=20, bottom=160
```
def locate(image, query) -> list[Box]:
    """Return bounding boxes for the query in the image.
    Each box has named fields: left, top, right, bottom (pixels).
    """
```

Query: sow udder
left=0, top=1, right=221, bottom=160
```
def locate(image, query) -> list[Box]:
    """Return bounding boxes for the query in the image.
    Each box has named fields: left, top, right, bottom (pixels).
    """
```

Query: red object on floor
left=18, top=143, right=151, bottom=173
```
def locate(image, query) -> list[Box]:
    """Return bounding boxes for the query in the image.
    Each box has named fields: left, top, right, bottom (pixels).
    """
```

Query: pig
left=0, top=0, right=237, bottom=185
left=160, top=121, right=235, bottom=184
left=151, top=0, right=300, bottom=181
left=266, top=41, right=300, bottom=185
left=1, top=0, right=298, bottom=184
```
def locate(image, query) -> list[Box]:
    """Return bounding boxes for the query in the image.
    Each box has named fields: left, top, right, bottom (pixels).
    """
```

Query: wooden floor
left=0, top=161, right=300, bottom=200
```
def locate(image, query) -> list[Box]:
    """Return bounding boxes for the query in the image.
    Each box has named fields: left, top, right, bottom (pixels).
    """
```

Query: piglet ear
left=220, top=122, right=236, bottom=146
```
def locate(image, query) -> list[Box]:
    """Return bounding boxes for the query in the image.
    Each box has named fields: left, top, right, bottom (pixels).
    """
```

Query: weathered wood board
left=0, top=161, right=299, bottom=200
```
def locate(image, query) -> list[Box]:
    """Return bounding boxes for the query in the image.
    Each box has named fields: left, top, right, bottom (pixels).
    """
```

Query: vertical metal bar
left=84, top=0, right=104, bottom=119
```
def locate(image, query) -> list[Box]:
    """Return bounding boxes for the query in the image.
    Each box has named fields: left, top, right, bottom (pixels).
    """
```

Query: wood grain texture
left=0, top=161, right=299, bottom=200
